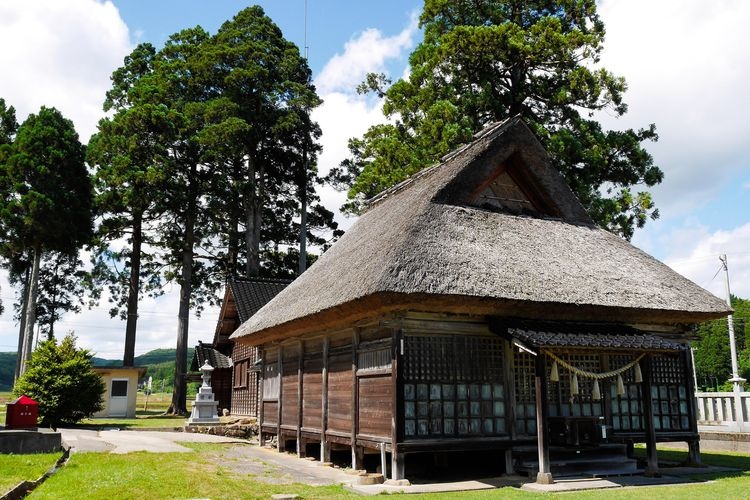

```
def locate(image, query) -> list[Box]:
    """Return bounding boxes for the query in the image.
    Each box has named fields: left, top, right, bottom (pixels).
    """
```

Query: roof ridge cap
left=231, top=276, right=294, bottom=285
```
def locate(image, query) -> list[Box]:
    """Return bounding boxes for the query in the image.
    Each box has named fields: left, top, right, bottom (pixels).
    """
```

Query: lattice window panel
left=608, top=354, right=644, bottom=431
left=650, top=354, right=690, bottom=431
left=403, top=335, right=506, bottom=439
left=513, top=350, right=537, bottom=436
left=548, top=354, right=603, bottom=419
left=357, top=339, right=392, bottom=372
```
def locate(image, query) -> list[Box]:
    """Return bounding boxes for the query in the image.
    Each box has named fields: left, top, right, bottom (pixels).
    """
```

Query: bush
left=13, top=333, right=105, bottom=428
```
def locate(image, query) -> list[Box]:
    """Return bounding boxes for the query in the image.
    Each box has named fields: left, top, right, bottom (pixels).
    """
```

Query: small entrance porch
left=505, top=325, right=701, bottom=483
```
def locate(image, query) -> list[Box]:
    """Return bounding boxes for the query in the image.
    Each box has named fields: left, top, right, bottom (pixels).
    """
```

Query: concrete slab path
left=59, top=428, right=246, bottom=454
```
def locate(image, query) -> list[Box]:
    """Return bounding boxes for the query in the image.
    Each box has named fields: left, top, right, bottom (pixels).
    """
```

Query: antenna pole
left=720, top=254, right=745, bottom=431
left=298, top=0, right=309, bottom=275
left=720, top=255, right=743, bottom=384
left=304, top=0, right=309, bottom=60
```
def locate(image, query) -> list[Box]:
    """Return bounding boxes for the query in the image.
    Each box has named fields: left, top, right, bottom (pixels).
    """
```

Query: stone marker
left=187, top=361, right=220, bottom=425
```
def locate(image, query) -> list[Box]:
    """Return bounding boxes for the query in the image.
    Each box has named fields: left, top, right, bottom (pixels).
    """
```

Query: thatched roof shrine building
left=231, top=117, right=729, bottom=483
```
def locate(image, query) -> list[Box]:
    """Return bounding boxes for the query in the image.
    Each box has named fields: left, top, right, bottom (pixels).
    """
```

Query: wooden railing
left=696, top=391, right=750, bottom=430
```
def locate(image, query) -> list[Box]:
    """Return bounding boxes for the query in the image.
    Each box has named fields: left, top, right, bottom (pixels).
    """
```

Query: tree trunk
left=168, top=186, right=196, bottom=415
left=19, top=246, right=41, bottom=377
left=298, top=152, right=308, bottom=275
left=123, top=213, right=143, bottom=367
left=47, top=255, right=60, bottom=340
left=245, top=157, right=263, bottom=277
left=14, top=266, right=30, bottom=383
left=227, top=158, right=242, bottom=277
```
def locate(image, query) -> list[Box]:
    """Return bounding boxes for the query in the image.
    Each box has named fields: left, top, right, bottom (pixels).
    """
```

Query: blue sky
left=0, top=0, right=748, bottom=358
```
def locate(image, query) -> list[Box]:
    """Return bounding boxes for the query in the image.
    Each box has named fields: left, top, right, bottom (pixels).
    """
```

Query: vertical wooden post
left=534, top=353, right=553, bottom=484
left=277, top=345, right=284, bottom=453
left=391, top=328, right=404, bottom=480
left=297, top=341, right=304, bottom=457
left=683, top=348, right=702, bottom=466
left=601, top=354, right=612, bottom=439
left=641, top=354, right=660, bottom=476
left=321, top=337, right=330, bottom=463
left=258, top=347, right=265, bottom=446
left=351, top=328, right=360, bottom=469
left=504, top=339, right=516, bottom=475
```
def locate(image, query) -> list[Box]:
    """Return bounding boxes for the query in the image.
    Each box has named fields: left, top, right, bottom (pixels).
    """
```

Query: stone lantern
left=187, top=360, right=220, bottom=425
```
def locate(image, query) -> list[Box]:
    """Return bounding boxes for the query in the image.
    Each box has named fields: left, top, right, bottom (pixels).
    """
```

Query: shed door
left=109, top=379, right=129, bottom=417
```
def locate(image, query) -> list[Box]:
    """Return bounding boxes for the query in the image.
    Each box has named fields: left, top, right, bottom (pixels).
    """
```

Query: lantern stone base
left=187, top=387, right=220, bottom=425
left=187, top=361, right=220, bottom=426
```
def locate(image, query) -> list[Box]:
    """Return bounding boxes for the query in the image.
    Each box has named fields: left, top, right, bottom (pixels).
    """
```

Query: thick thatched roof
left=232, top=117, right=729, bottom=344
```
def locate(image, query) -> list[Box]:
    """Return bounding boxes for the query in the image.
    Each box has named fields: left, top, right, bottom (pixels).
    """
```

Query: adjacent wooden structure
left=231, top=118, right=730, bottom=481
left=194, top=277, right=291, bottom=416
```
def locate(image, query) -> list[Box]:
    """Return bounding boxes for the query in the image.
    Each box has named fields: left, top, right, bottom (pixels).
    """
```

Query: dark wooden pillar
left=504, top=340, right=516, bottom=475
left=641, top=354, right=660, bottom=476
left=277, top=345, right=284, bottom=452
left=534, top=353, right=553, bottom=484
left=258, top=347, right=265, bottom=445
left=321, top=337, right=330, bottom=462
left=683, top=348, right=702, bottom=466
left=351, top=328, right=361, bottom=469
left=297, top=341, right=304, bottom=457
left=391, top=328, right=405, bottom=480
left=601, top=354, right=613, bottom=439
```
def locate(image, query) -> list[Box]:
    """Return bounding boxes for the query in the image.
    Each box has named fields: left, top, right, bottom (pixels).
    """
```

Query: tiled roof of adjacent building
left=191, top=341, right=233, bottom=371
left=229, top=277, right=293, bottom=324
left=508, top=326, right=685, bottom=351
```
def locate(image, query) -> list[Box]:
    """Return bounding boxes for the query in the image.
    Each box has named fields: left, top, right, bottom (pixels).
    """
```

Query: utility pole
left=298, top=0, right=310, bottom=275
left=720, top=254, right=746, bottom=430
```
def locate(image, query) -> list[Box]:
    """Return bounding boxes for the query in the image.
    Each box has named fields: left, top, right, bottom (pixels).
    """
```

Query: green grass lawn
left=32, top=443, right=350, bottom=500
left=0, top=452, right=61, bottom=496
left=25, top=442, right=750, bottom=500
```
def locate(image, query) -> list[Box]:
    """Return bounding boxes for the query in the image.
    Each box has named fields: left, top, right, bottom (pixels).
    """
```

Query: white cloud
left=312, top=91, right=387, bottom=233
left=0, top=0, right=135, bottom=357
left=313, top=14, right=420, bottom=231
left=597, top=0, right=750, bottom=219
left=0, top=0, right=132, bottom=142
left=315, top=12, right=418, bottom=95
left=663, top=221, right=750, bottom=300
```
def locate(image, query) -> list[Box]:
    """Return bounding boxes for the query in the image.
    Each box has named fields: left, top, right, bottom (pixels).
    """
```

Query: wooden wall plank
left=264, top=401, right=278, bottom=425
left=302, top=357, right=323, bottom=429
left=326, top=351, right=352, bottom=434
left=358, top=375, right=393, bottom=438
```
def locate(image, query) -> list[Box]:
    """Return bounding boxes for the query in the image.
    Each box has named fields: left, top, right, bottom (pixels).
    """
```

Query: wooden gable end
left=465, top=153, right=561, bottom=219
left=213, top=286, right=240, bottom=350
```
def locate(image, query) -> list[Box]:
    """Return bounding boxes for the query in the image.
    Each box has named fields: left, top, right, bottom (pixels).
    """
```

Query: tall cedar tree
left=0, top=107, right=92, bottom=376
left=88, top=42, right=173, bottom=367
left=329, top=0, right=662, bottom=239
left=157, top=8, right=327, bottom=413
left=0, top=98, right=19, bottom=375
left=7, top=252, right=93, bottom=339
left=199, top=6, right=326, bottom=279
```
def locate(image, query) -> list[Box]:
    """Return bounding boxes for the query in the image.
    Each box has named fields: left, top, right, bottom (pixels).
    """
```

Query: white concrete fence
left=696, top=391, right=750, bottom=431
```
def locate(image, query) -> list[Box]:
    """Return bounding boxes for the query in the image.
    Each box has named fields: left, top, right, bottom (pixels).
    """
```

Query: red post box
left=5, top=395, right=39, bottom=429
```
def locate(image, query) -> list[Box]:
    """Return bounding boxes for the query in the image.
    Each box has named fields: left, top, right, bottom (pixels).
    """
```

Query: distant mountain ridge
left=0, top=348, right=194, bottom=391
